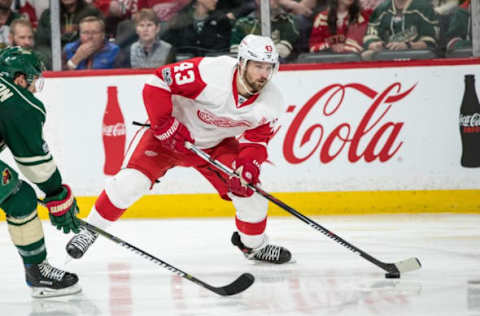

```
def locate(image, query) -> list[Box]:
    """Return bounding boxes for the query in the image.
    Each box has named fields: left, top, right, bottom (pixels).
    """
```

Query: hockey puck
left=385, top=272, right=401, bottom=279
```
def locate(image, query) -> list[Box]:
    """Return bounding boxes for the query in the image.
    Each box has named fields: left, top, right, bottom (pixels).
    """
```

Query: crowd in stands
left=0, top=0, right=473, bottom=71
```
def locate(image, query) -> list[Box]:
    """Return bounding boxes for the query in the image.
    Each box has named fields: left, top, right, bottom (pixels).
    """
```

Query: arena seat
left=445, top=47, right=473, bottom=58
left=372, top=49, right=439, bottom=61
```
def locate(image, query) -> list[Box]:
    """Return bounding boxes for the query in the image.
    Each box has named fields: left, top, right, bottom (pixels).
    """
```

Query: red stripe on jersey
left=95, top=190, right=126, bottom=221
left=235, top=216, right=267, bottom=235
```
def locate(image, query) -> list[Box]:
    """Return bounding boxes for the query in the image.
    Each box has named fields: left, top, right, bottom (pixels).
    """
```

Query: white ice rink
left=1, top=213, right=479, bottom=316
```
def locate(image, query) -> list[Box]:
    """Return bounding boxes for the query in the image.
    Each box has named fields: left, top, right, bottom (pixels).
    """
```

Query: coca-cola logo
left=283, top=82, right=416, bottom=164
left=197, top=109, right=251, bottom=128
left=460, top=113, right=480, bottom=129
left=103, top=123, right=126, bottom=136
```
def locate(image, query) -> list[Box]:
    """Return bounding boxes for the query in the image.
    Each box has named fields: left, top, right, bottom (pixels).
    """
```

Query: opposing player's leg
left=195, top=142, right=292, bottom=264
left=67, top=129, right=174, bottom=259
left=0, top=161, right=80, bottom=297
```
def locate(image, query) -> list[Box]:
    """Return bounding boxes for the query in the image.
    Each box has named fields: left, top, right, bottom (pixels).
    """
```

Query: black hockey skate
left=231, top=231, right=292, bottom=264
left=66, top=227, right=98, bottom=259
left=25, top=259, right=81, bottom=298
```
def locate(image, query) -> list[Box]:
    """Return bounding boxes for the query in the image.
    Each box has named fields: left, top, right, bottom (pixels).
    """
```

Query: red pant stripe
left=235, top=216, right=267, bottom=235
left=94, top=190, right=126, bottom=221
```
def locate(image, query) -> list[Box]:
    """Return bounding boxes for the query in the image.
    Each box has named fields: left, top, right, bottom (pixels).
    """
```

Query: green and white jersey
left=0, top=75, right=61, bottom=195
left=446, top=6, right=471, bottom=50
left=230, top=13, right=299, bottom=54
left=363, top=0, right=439, bottom=48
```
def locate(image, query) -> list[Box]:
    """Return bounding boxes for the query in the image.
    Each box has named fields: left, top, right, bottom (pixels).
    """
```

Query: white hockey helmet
left=237, top=34, right=279, bottom=77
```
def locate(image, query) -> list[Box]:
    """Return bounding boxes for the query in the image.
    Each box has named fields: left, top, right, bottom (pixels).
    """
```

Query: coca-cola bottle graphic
left=102, top=86, right=126, bottom=175
left=459, top=74, right=480, bottom=167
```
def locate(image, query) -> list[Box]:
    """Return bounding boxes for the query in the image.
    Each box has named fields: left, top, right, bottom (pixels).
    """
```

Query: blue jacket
left=64, top=40, right=120, bottom=69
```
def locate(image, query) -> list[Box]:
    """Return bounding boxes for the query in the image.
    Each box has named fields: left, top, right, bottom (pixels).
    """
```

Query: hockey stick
left=185, top=142, right=422, bottom=276
left=76, top=218, right=254, bottom=296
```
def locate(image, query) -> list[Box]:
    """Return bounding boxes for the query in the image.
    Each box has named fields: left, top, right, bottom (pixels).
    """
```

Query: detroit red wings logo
left=197, top=109, right=251, bottom=128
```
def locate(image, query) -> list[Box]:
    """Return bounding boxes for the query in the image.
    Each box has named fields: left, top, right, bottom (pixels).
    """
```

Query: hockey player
left=67, top=34, right=292, bottom=264
left=0, top=47, right=81, bottom=297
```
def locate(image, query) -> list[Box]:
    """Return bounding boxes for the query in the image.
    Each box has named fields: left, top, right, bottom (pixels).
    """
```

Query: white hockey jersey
left=144, top=56, right=285, bottom=151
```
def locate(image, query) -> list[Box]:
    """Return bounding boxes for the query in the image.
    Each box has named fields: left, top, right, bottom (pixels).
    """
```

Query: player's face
left=11, top=25, right=34, bottom=49
left=136, top=20, right=159, bottom=43
left=13, top=74, right=36, bottom=93
left=16, top=75, right=43, bottom=93
left=244, top=60, right=274, bottom=93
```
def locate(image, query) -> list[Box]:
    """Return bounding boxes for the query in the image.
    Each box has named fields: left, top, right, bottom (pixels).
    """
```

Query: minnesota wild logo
left=2, top=168, right=11, bottom=185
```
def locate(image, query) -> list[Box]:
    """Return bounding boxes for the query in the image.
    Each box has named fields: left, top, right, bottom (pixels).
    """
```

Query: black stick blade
left=210, top=273, right=255, bottom=296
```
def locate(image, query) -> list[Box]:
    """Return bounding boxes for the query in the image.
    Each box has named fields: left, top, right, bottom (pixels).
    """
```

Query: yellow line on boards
left=0, top=190, right=479, bottom=221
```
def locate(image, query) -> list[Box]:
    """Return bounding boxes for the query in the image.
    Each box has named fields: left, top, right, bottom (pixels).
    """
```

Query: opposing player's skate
left=66, top=227, right=98, bottom=259
left=231, top=231, right=292, bottom=264
left=25, top=259, right=81, bottom=298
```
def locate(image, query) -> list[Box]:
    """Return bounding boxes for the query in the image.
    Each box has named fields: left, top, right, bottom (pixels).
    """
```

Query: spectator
left=8, top=18, right=51, bottom=68
left=113, top=0, right=195, bottom=51
left=309, top=0, right=370, bottom=53
left=94, top=0, right=138, bottom=18
left=137, top=0, right=191, bottom=23
left=116, top=8, right=174, bottom=68
left=279, top=0, right=315, bottom=16
left=433, top=0, right=460, bottom=53
left=433, top=0, right=459, bottom=15
left=359, top=0, right=382, bottom=10
left=13, top=0, right=37, bottom=27
left=284, top=0, right=329, bottom=55
left=92, top=0, right=139, bottom=39
left=29, top=0, right=49, bottom=26
left=8, top=18, right=33, bottom=48
left=362, top=0, right=438, bottom=57
left=446, top=0, right=471, bottom=51
left=0, top=0, right=21, bottom=48
left=35, top=0, right=103, bottom=62
left=162, top=0, right=232, bottom=57
left=63, top=15, right=119, bottom=69
left=216, top=0, right=256, bottom=23
left=460, top=0, right=470, bottom=8
left=230, top=0, right=299, bottom=60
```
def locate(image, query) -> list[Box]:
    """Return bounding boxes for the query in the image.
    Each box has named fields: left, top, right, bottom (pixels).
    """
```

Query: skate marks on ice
left=0, top=294, right=101, bottom=316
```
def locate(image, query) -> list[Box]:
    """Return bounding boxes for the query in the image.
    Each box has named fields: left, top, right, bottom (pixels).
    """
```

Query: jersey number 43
left=173, top=62, right=195, bottom=85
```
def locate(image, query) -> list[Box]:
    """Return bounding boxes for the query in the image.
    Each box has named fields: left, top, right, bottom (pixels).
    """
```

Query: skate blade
left=31, top=284, right=82, bottom=298
left=247, top=256, right=297, bottom=265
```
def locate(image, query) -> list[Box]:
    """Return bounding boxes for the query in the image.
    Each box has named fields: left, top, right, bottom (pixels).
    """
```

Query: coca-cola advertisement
left=102, top=86, right=126, bottom=175
left=282, top=82, right=414, bottom=165
left=459, top=74, right=480, bottom=167
left=34, top=61, right=480, bottom=198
